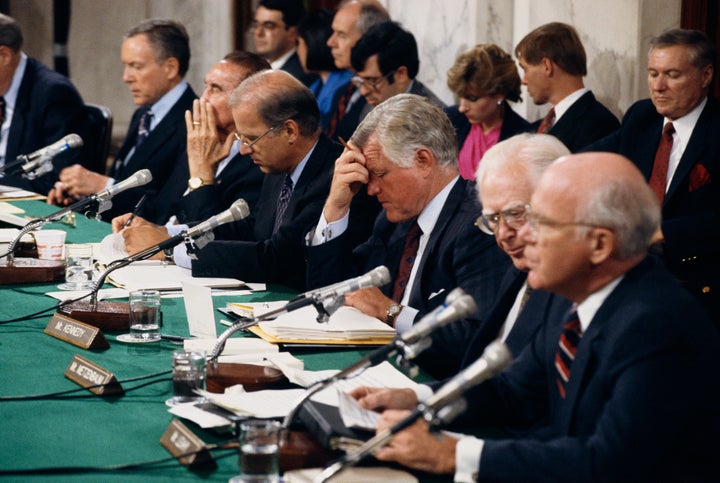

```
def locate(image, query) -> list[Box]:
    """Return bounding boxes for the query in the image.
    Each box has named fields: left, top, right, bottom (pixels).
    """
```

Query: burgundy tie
left=536, top=107, right=555, bottom=134
left=555, top=310, right=582, bottom=399
left=649, top=122, right=674, bottom=204
left=391, top=221, right=422, bottom=301
left=326, top=84, right=355, bottom=139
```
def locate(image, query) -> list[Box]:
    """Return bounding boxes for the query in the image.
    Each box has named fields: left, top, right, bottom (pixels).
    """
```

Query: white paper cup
left=33, top=230, right=67, bottom=261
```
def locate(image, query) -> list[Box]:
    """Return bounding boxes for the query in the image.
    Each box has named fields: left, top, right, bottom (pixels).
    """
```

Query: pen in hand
left=123, top=194, right=148, bottom=229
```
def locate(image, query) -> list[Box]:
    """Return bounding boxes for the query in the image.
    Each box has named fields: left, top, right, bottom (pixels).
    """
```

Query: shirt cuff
left=309, top=211, right=350, bottom=246
left=165, top=224, right=191, bottom=268
left=394, top=305, right=418, bottom=334
left=455, top=435, right=483, bottom=483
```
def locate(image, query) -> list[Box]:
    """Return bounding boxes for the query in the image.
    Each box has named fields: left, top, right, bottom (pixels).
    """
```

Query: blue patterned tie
left=273, top=175, right=293, bottom=234
left=135, top=108, right=153, bottom=149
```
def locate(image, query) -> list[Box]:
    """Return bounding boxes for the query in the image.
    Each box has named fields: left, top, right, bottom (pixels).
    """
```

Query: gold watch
left=386, top=303, right=402, bottom=326
left=188, top=177, right=213, bottom=190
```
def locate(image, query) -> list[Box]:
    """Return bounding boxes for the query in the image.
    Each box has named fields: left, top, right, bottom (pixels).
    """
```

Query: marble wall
left=8, top=0, right=681, bottom=137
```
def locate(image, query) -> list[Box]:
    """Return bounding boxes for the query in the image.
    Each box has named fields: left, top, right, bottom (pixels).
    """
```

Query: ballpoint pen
left=123, top=194, right=148, bottom=228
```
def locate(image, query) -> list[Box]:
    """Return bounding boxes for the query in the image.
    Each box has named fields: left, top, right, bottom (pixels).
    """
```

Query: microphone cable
left=0, top=289, right=93, bottom=325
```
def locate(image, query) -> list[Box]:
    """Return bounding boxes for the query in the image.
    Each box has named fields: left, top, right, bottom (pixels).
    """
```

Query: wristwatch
left=385, top=303, right=402, bottom=326
left=163, top=247, right=174, bottom=264
left=188, top=177, right=213, bottom=190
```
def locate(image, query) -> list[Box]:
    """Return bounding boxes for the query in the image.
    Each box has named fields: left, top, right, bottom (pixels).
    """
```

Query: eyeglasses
left=250, top=20, right=284, bottom=31
left=235, top=124, right=279, bottom=150
left=524, top=204, right=602, bottom=234
left=351, top=70, right=396, bottom=91
left=475, top=203, right=528, bottom=235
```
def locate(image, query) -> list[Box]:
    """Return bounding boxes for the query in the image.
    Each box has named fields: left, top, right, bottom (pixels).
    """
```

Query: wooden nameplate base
left=0, top=257, right=65, bottom=284
left=160, top=419, right=216, bottom=468
left=206, top=362, right=287, bottom=393
left=58, top=300, right=130, bottom=331
left=45, top=313, right=109, bottom=350
left=280, top=430, right=335, bottom=471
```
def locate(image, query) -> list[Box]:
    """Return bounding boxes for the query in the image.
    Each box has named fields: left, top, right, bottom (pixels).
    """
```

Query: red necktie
left=555, top=310, right=582, bottom=399
left=326, top=84, right=355, bottom=139
left=391, top=221, right=422, bottom=301
left=649, top=122, right=674, bottom=204
left=536, top=107, right=555, bottom=134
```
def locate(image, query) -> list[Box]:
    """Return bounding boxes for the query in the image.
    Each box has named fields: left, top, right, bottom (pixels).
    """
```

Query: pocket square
left=689, top=163, right=711, bottom=192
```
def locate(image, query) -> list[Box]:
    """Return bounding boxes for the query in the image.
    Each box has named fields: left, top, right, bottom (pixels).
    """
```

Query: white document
left=106, top=260, right=244, bottom=291
left=45, top=287, right=129, bottom=302
left=337, top=388, right=380, bottom=430
left=168, top=402, right=232, bottom=429
left=218, top=351, right=304, bottom=371
left=0, top=201, right=25, bottom=214
left=259, top=305, right=396, bottom=341
left=183, top=337, right=278, bottom=356
left=198, top=388, right=307, bottom=418
left=182, top=281, right=217, bottom=338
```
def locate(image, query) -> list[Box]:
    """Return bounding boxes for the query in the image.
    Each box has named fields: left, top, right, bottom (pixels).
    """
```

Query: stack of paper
left=250, top=305, right=395, bottom=344
left=106, top=260, right=244, bottom=291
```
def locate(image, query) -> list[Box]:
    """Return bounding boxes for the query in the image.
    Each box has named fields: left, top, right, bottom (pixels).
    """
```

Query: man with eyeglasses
left=121, top=70, right=377, bottom=292
left=252, top=0, right=317, bottom=88
left=349, top=152, right=719, bottom=481
left=306, top=94, right=508, bottom=379
left=325, top=0, right=389, bottom=141
left=350, top=21, right=445, bottom=110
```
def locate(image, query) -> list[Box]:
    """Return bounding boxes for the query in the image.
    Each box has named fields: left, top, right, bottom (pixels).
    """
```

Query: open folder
left=247, top=305, right=396, bottom=346
left=106, top=260, right=244, bottom=291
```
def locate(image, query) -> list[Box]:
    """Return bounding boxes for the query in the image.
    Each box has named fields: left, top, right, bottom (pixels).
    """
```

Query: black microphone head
left=229, top=199, right=250, bottom=221
left=65, top=133, right=84, bottom=148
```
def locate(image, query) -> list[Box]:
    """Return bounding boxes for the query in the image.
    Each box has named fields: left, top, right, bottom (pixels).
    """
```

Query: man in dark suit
left=0, top=13, right=85, bottom=194
left=47, top=19, right=196, bottom=224
left=252, top=0, right=317, bottom=88
left=122, top=70, right=377, bottom=292
left=349, top=21, right=445, bottom=110
left=112, top=51, right=269, bottom=239
left=325, top=0, right=389, bottom=141
left=306, top=94, right=509, bottom=379
left=515, top=22, right=619, bottom=152
left=590, top=29, right=719, bottom=322
left=352, top=153, right=720, bottom=481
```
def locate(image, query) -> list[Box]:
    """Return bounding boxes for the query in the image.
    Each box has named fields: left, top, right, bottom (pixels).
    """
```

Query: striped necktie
left=391, top=220, right=422, bottom=301
left=135, top=108, right=153, bottom=149
left=649, top=122, right=674, bottom=204
left=536, top=107, right=555, bottom=134
left=555, top=309, right=582, bottom=398
left=273, top=175, right=293, bottom=234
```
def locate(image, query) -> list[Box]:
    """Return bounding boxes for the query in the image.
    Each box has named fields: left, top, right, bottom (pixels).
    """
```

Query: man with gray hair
left=591, top=28, right=719, bottom=322
left=306, top=93, right=508, bottom=379
left=0, top=13, right=85, bottom=194
left=325, top=0, right=390, bottom=141
left=352, top=152, right=720, bottom=480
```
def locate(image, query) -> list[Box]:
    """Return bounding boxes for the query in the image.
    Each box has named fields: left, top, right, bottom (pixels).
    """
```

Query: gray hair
left=230, top=70, right=320, bottom=136
left=351, top=93, right=458, bottom=170
left=476, top=133, right=570, bottom=197
left=574, top=161, right=661, bottom=259
left=650, top=28, right=716, bottom=71
left=126, top=19, right=191, bottom=77
left=0, top=14, right=22, bottom=51
left=338, top=0, right=390, bottom=35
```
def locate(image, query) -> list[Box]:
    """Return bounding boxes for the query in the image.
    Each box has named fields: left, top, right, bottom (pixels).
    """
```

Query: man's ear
left=541, top=57, right=554, bottom=77
left=282, top=119, right=300, bottom=144
left=414, top=147, right=436, bottom=176
left=588, top=227, right=615, bottom=265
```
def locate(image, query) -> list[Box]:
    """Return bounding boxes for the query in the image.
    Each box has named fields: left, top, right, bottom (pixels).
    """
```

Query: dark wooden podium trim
left=0, top=257, right=65, bottom=284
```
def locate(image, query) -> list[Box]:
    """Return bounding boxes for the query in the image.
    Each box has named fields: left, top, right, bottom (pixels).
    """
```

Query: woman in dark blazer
left=445, top=44, right=531, bottom=180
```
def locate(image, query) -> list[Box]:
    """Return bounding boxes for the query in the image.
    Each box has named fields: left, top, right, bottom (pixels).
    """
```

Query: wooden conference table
left=0, top=200, right=444, bottom=482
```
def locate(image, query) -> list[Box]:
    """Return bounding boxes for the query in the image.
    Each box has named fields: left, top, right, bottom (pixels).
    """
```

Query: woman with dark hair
left=297, top=9, right=352, bottom=130
left=446, top=44, right=531, bottom=180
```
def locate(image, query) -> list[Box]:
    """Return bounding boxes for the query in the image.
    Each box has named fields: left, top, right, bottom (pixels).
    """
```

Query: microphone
left=94, top=169, right=153, bottom=201
left=57, top=199, right=251, bottom=330
left=423, top=340, right=512, bottom=413
left=402, top=290, right=477, bottom=345
left=285, top=266, right=391, bottom=313
left=185, top=200, right=251, bottom=238
left=0, top=134, right=84, bottom=176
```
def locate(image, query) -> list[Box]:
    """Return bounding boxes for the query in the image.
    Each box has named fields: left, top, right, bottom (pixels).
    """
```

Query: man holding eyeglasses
left=349, top=152, right=720, bottom=481
left=252, top=0, right=317, bottom=88
left=350, top=21, right=445, bottom=110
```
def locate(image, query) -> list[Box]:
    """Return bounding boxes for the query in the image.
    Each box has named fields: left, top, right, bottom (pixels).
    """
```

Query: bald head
left=523, top=152, right=660, bottom=301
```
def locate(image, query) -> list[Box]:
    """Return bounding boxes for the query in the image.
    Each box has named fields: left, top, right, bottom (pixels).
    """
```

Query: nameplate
left=45, top=313, right=109, bottom=350
left=160, top=419, right=216, bottom=468
left=64, top=354, right=124, bottom=396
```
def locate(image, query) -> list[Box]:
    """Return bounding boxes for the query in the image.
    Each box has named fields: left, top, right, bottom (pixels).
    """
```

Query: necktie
left=391, top=221, right=422, bottom=301
left=536, top=107, right=555, bottom=134
left=326, top=83, right=355, bottom=139
left=649, top=122, right=675, bottom=204
left=273, top=175, right=293, bottom=234
left=0, top=96, right=5, bottom=129
left=519, top=283, right=533, bottom=312
left=135, top=108, right=153, bottom=149
left=555, top=309, right=582, bottom=399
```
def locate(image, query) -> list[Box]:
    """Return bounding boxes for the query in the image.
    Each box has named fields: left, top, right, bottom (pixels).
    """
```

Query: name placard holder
left=45, top=313, right=109, bottom=350
left=64, top=354, right=124, bottom=396
left=160, top=419, right=217, bottom=468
